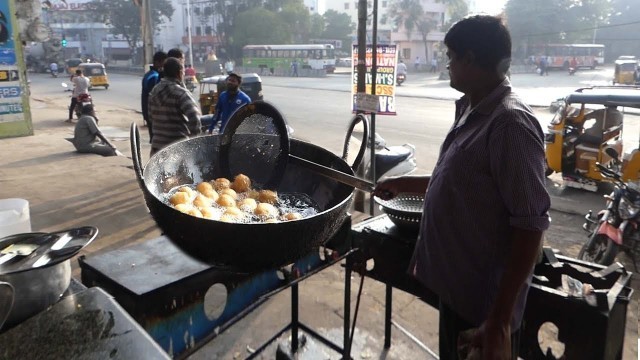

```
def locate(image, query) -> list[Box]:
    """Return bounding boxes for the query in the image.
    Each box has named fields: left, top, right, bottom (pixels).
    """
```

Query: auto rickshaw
left=613, top=59, right=638, bottom=85
left=198, top=73, right=263, bottom=115
left=78, top=63, right=109, bottom=89
left=545, top=86, right=640, bottom=191
left=65, top=58, right=83, bottom=74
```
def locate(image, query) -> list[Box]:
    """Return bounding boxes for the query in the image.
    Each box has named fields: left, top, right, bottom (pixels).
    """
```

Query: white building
left=323, top=0, right=447, bottom=66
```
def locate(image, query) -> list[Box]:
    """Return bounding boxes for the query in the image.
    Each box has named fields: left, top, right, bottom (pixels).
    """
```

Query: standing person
left=167, top=48, right=185, bottom=64
left=148, top=57, right=202, bottom=155
left=141, top=51, right=167, bottom=140
left=373, top=15, right=550, bottom=360
left=414, top=56, right=420, bottom=71
left=430, top=57, right=438, bottom=73
left=207, top=73, right=251, bottom=134
left=538, top=56, right=547, bottom=76
left=71, top=104, right=118, bottom=156
left=291, top=60, right=299, bottom=77
left=49, top=61, right=58, bottom=77
left=67, top=69, right=90, bottom=123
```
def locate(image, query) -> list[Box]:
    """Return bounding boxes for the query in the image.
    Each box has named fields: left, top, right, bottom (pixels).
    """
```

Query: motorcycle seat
left=375, top=146, right=412, bottom=173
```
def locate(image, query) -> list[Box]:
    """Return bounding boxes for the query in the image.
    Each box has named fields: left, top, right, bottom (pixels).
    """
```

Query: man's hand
left=470, top=319, right=511, bottom=360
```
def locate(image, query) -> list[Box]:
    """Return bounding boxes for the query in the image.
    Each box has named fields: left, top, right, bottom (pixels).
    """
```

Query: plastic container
left=0, top=199, right=31, bottom=239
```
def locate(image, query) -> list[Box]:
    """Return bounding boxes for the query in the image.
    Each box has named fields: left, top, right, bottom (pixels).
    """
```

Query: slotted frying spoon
left=220, top=101, right=375, bottom=192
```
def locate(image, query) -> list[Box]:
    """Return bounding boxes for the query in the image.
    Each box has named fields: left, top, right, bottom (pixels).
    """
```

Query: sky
left=471, top=0, right=508, bottom=15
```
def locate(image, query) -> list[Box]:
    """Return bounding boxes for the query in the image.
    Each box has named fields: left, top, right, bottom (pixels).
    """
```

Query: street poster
left=0, top=0, right=32, bottom=136
left=351, top=44, right=397, bottom=115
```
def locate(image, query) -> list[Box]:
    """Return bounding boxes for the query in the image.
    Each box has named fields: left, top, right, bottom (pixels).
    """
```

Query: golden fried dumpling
left=219, top=214, right=236, bottom=223
left=193, top=194, right=212, bottom=209
left=231, top=174, right=251, bottom=193
left=174, top=203, right=191, bottom=214
left=212, top=178, right=231, bottom=191
left=196, top=182, right=214, bottom=194
left=254, top=203, right=278, bottom=218
left=177, top=186, right=195, bottom=198
left=258, top=190, right=278, bottom=204
left=282, top=212, right=302, bottom=221
left=223, top=207, right=244, bottom=218
left=170, top=191, right=191, bottom=206
left=264, top=218, right=279, bottom=223
left=246, top=189, right=260, bottom=200
left=202, top=188, right=219, bottom=201
left=237, top=198, right=257, bottom=212
left=187, top=207, right=203, bottom=218
left=216, top=194, right=236, bottom=208
left=220, top=188, right=238, bottom=200
left=200, top=207, right=217, bottom=220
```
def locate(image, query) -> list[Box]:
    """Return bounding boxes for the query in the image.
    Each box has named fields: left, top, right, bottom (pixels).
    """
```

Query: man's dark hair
left=81, top=103, right=94, bottom=115
left=153, top=51, right=167, bottom=65
left=227, top=72, right=242, bottom=83
left=163, top=57, right=183, bottom=78
left=167, top=48, right=184, bottom=59
left=444, top=15, right=511, bottom=74
left=75, top=69, right=82, bottom=75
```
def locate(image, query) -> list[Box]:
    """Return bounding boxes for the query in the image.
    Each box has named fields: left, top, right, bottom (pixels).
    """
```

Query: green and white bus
left=242, top=44, right=336, bottom=73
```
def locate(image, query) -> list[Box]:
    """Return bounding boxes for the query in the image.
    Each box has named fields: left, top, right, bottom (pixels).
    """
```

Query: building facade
left=322, top=0, right=447, bottom=67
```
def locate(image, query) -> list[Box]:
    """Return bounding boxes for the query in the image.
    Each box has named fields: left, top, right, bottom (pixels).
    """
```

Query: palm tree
left=388, top=0, right=424, bottom=41
left=416, top=17, right=439, bottom=67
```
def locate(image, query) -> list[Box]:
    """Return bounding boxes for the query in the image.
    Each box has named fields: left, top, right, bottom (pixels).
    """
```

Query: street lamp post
left=186, top=0, right=194, bottom=66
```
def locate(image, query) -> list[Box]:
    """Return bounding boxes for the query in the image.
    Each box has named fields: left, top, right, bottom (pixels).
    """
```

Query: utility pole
left=186, top=0, right=194, bottom=66
left=141, top=0, right=154, bottom=65
left=356, top=0, right=367, bottom=97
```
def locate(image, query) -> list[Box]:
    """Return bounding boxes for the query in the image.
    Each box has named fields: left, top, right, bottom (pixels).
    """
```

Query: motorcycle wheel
left=578, top=233, right=619, bottom=265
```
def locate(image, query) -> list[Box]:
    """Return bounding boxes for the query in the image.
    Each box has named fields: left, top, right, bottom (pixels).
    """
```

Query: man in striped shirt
left=374, top=15, right=550, bottom=360
left=148, top=57, right=202, bottom=155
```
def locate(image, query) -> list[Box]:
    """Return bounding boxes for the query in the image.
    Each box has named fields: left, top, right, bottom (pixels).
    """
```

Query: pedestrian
left=67, top=69, right=90, bottom=122
left=373, top=14, right=550, bottom=360
left=207, top=73, right=251, bottom=134
left=71, top=104, right=118, bottom=157
left=141, top=51, right=167, bottom=141
left=167, top=48, right=185, bottom=65
left=291, top=60, right=299, bottom=77
left=148, top=57, right=202, bottom=156
left=538, top=56, right=547, bottom=76
left=397, top=59, right=407, bottom=75
left=414, top=56, right=420, bottom=71
left=430, top=57, right=438, bottom=73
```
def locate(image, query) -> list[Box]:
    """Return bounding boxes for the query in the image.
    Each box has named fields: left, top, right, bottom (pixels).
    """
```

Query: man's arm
left=208, top=93, right=224, bottom=133
left=180, top=92, right=202, bottom=135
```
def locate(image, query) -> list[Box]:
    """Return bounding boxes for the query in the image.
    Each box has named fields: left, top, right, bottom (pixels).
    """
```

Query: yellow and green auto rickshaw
left=613, top=59, right=638, bottom=85
left=544, top=86, right=640, bottom=191
left=78, top=63, right=109, bottom=89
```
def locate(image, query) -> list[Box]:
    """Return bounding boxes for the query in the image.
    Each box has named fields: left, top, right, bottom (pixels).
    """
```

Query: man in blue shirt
left=207, top=73, right=251, bottom=134
left=141, top=51, right=167, bottom=141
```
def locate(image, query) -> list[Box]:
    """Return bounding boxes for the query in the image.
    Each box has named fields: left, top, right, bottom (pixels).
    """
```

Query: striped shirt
left=410, top=78, right=550, bottom=329
left=149, top=77, right=201, bottom=153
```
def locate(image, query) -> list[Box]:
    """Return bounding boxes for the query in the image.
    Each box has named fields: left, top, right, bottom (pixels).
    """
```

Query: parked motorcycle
left=397, top=73, right=406, bottom=86
left=74, top=93, right=93, bottom=119
left=579, top=152, right=640, bottom=266
left=344, top=115, right=417, bottom=211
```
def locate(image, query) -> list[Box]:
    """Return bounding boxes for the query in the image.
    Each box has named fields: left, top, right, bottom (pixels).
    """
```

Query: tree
left=438, top=0, right=469, bottom=30
left=320, top=10, right=354, bottom=54
left=232, top=8, right=289, bottom=45
left=597, top=0, right=640, bottom=61
left=89, top=0, right=174, bottom=61
left=387, top=0, right=424, bottom=41
left=277, top=2, right=311, bottom=43
left=504, top=0, right=568, bottom=58
left=416, top=17, right=439, bottom=66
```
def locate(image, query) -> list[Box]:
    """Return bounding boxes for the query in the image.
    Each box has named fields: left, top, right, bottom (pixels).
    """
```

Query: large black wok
left=130, top=117, right=367, bottom=271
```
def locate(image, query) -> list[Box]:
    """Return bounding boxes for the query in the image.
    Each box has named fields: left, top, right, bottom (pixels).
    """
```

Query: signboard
left=0, top=0, right=32, bottom=134
left=351, top=44, right=398, bottom=115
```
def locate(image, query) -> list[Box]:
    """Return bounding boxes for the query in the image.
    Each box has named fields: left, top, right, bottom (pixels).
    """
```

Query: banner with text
left=351, top=44, right=397, bottom=115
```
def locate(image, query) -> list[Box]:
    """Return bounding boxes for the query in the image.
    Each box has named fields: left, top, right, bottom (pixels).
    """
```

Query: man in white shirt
left=68, top=69, right=90, bottom=122
left=397, top=60, right=407, bottom=75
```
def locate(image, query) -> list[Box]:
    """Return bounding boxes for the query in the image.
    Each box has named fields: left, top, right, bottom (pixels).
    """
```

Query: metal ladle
left=220, top=101, right=375, bottom=192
